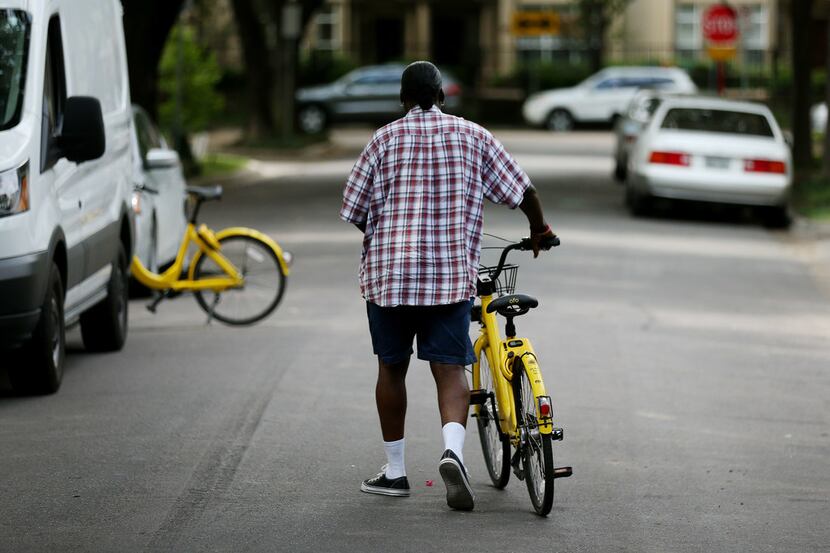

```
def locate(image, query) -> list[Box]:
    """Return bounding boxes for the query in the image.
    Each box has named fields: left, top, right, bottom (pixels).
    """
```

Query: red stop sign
left=703, top=5, right=738, bottom=43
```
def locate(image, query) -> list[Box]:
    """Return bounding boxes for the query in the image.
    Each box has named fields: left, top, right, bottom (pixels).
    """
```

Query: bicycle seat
left=186, top=185, right=223, bottom=202
left=486, top=294, right=538, bottom=317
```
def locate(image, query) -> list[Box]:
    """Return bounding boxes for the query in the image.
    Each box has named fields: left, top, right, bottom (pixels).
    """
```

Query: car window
left=660, top=108, right=774, bottom=137
left=594, top=78, right=622, bottom=90
left=133, top=108, right=164, bottom=161
left=41, top=16, right=67, bottom=172
left=0, top=9, right=31, bottom=130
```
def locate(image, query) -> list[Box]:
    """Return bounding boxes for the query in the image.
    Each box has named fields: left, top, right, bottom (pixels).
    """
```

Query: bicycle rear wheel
left=193, top=234, right=286, bottom=325
left=512, top=358, right=554, bottom=516
left=476, top=347, right=510, bottom=489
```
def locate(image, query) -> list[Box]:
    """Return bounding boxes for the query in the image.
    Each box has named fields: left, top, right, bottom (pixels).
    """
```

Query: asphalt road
left=1, top=129, right=829, bottom=553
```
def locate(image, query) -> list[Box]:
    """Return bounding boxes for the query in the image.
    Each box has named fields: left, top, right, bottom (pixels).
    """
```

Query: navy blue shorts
left=366, top=300, right=476, bottom=366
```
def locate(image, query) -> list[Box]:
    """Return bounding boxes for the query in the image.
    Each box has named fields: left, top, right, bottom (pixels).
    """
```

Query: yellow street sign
left=511, top=11, right=560, bottom=37
left=707, top=45, right=736, bottom=61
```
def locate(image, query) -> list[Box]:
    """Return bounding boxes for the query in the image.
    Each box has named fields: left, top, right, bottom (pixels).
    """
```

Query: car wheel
left=761, top=205, right=793, bottom=229
left=130, top=217, right=158, bottom=298
left=625, top=184, right=652, bottom=216
left=80, top=243, right=129, bottom=352
left=298, top=104, right=327, bottom=134
left=546, top=109, right=574, bottom=132
left=614, top=160, right=627, bottom=182
left=9, top=262, right=65, bottom=395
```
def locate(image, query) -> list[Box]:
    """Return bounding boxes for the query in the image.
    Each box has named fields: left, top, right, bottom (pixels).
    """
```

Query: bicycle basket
left=478, top=264, right=519, bottom=296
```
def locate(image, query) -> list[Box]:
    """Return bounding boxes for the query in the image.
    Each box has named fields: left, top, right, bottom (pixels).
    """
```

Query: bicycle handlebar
left=488, top=234, right=560, bottom=283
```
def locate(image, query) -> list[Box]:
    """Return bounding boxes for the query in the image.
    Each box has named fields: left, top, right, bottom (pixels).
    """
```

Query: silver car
left=296, top=64, right=463, bottom=134
left=613, top=89, right=667, bottom=181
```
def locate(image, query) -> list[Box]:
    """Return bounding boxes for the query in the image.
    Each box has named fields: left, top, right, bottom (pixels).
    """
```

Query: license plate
left=705, top=156, right=731, bottom=169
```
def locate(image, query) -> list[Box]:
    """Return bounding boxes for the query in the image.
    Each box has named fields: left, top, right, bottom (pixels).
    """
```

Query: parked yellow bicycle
left=470, top=235, right=572, bottom=516
left=130, top=186, right=290, bottom=325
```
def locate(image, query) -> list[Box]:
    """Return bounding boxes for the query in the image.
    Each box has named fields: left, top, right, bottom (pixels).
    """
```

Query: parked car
left=130, top=106, right=187, bottom=281
left=625, top=96, right=792, bottom=227
left=613, top=89, right=670, bottom=181
left=296, top=64, right=463, bottom=134
left=0, top=0, right=134, bottom=394
left=522, top=66, right=698, bottom=131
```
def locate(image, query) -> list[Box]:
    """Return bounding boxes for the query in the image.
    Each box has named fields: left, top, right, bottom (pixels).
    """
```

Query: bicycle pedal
left=511, top=449, right=524, bottom=480
left=469, top=389, right=489, bottom=406
left=552, top=427, right=564, bottom=441
left=553, top=466, right=573, bottom=479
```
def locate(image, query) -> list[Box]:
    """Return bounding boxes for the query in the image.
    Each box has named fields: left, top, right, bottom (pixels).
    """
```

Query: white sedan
left=625, top=97, right=792, bottom=227
left=130, top=106, right=188, bottom=281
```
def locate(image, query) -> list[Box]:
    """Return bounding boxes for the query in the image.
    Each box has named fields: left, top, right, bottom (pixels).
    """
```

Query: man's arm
left=519, top=185, right=555, bottom=258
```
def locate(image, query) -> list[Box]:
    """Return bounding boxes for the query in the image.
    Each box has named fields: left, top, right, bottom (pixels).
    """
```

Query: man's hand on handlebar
left=529, top=224, right=557, bottom=258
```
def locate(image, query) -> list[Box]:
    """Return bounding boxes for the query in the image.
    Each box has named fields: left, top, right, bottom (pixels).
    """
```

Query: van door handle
left=78, top=200, right=82, bottom=209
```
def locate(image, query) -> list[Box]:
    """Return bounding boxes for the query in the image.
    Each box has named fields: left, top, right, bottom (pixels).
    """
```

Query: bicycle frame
left=472, top=292, right=554, bottom=443
left=131, top=223, right=290, bottom=292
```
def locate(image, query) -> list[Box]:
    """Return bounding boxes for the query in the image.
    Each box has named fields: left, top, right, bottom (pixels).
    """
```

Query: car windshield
left=0, top=9, right=30, bottom=131
left=660, top=107, right=774, bottom=137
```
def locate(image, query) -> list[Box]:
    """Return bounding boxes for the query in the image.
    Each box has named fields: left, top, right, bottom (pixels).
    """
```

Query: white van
left=0, top=0, right=134, bottom=393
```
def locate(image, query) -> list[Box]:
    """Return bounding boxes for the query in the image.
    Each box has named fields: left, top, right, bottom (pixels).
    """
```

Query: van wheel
left=761, top=205, right=793, bottom=229
left=80, top=243, right=128, bottom=352
left=9, top=262, right=65, bottom=395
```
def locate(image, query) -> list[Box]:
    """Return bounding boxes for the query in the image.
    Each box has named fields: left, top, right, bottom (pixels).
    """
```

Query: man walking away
left=340, top=61, right=554, bottom=511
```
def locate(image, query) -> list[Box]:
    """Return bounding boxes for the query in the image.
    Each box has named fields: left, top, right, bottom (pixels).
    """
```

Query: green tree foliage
left=158, top=24, right=224, bottom=133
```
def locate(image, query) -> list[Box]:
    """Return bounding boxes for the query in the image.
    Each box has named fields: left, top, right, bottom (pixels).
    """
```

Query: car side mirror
left=145, top=148, right=180, bottom=170
left=59, top=96, right=106, bottom=163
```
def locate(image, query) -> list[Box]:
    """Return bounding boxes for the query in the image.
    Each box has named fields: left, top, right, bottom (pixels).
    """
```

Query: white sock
left=383, top=438, right=406, bottom=479
left=442, top=422, right=466, bottom=465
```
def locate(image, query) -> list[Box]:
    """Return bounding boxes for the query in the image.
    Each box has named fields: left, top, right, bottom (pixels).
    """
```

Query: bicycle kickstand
left=205, top=294, right=221, bottom=325
left=146, top=291, right=166, bottom=314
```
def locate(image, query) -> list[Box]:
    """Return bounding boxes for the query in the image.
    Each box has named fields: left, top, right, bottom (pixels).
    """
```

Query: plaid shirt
left=340, top=106, right=531, bottom=307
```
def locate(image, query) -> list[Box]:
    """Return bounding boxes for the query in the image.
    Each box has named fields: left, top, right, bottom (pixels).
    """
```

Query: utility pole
left=281, top=0, right=301, bottom=141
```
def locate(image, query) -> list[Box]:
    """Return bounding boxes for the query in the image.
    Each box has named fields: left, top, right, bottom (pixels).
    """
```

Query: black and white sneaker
left=438, top=450, right=475, bottom=511
left=361, top=465, right=410, bottom=497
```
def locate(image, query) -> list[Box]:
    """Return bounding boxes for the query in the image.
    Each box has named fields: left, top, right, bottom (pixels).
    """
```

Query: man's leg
left=377, top=357, right=410, bottom=442
left=431, top=361, right=475, bottom=510
left=429, top=362, right=470, bottom=428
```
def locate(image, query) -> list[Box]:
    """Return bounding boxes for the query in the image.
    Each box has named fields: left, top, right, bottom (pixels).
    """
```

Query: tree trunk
left=122, top=0, right=185, bottom=118
left=230, top=0, right=276, bottom=140
left=823, top=15, right=830, bottom=177
left=792, top=0, right=814, bottom=173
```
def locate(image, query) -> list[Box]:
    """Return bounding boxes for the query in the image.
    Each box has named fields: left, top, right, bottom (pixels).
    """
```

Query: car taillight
left=744, top=159, right=786, bottom=174
left=649, top=151, right=690, bottom=166
left=444, top=83, right=461, bottom=97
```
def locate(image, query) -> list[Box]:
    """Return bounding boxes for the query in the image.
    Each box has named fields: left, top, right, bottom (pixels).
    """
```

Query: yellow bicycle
left=130, top=185, right=290, bottom=325
left=470, top=235, right=572, bottom=516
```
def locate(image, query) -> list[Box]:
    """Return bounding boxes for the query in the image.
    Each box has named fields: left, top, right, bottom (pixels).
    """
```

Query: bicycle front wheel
left=512, top=358, right=554, bottom=516
left=193, top=234, right=286, bottom=325
left=476, top=347, right=510, bottom=489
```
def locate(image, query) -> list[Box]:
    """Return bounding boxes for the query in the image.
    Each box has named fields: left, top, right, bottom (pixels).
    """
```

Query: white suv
left=522, top=66, right=698, bottom=131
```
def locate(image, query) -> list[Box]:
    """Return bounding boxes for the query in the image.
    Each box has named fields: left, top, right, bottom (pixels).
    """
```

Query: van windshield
left=0, top=9, right=30, bottom=131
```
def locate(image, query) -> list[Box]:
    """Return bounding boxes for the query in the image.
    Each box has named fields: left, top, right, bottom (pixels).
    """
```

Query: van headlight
left=0, top=161, right=29, bottom=217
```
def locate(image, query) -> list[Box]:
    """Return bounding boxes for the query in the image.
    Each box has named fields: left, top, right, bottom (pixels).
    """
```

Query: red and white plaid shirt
left=341, top=106, right=531, bottom=307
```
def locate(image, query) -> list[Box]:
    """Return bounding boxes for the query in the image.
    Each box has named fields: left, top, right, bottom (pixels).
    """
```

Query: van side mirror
left=59, top=96, right=105, bottom=163
left=145, top=148, right=180, bottom=170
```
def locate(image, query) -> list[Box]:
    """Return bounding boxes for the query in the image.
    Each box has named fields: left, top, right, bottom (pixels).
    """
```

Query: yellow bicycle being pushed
left=131, top=185, right=290, bottom=325
left=470, top=235, right=572, bottom=516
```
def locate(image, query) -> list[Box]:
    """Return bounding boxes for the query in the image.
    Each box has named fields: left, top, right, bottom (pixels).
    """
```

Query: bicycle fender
left=506, top=339, right=553, bottom=435
left=188, top=227, right=290, bottom=279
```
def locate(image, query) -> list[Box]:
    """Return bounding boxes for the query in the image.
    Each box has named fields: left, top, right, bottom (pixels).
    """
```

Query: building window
left=738, top=5, right=767, bottom=66
left=314, top=5, right=338, bottom=51
left=675, top=3, right=702, bottom=60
